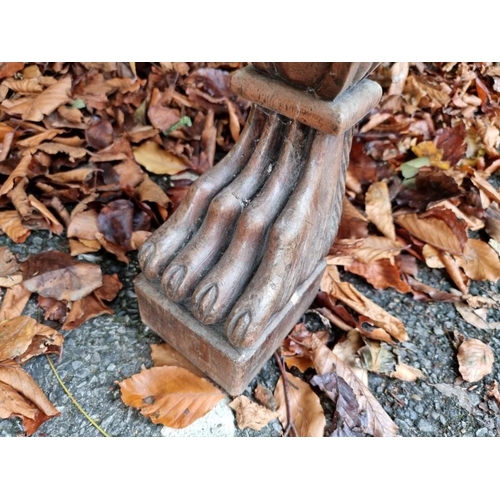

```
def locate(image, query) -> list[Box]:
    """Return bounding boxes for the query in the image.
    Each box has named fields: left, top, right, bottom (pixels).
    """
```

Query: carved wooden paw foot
left=136, top=63, right=382, bottom=394
left=140, top=104, right=350, bottom=348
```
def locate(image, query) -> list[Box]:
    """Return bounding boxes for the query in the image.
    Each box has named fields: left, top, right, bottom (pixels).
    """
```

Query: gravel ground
left=1, top=231, right=499, bottom=437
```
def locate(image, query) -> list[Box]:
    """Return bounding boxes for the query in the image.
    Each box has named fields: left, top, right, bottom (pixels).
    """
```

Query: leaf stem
left=45, top=354, right=110, bottom=437
left=274, top=351, right=298, bottom=437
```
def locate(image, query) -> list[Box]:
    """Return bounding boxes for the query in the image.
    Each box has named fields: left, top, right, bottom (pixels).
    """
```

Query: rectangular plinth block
left=134, top=263, right=325, bottom=396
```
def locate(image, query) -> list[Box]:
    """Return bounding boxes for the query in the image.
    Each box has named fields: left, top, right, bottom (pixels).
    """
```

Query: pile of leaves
left=0, top=62, right=248, bottom=434
left=1, top=62, right=500, bottom=436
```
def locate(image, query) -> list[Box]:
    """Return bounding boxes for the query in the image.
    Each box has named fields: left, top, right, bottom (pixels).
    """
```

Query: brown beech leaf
left=0, top=247, right=18, bottom=277
left=229, top=395, right=278, bottom=431
left=336, top=197, right=369, bottom=240
left=0, top=154, right=33, bottom=197
left=95, top=233, right=130, bottom=264
left=405, top=275, right=460, bottom=303
left=310, top=372, right=364, bottom=436
left=456, top=239, right=500, bottom=282
left=22, top=253, right=102, bottom=302
left=0, top=284, right=31, bottom=321
left=457, top=339, right=494, bottom=383
left=38, top=296, right=67, bottom=322
left=133, top=140, right=187, bottom=175
left=281, top=324, right=328, bottom=373
left=471, top=173, right=500, bottom=205
left=332, top=330, right=368, bottom=386
left=0, top=211, right=30, bottom=243
left=311, top=337, right=398, bottom=437
left=0, top=359, right=59, bottom=435
left=150, top=343, right=204, bottom=378
left=357, top=339, right=398, bottom=374
left=365, top=182, right=395, bottom=240
left=85, top=119, right=114, bottom=149
left=147, top=88, right=181, bottom=131
left=67, top=209, right=99, bottom=240
left=391, top=362, right=426, bottom=382
left=254, top=385, right=277, bottom=411
left=395, top=211, right=465, bottom=256
left=22, top=76, right=72, bottom=122
left=274, top=373, right=326, bottom=437
left=97, top=199, right=134, bottom=251
left=0, top=63, right=25, bottom=79
left=118, top=366, right=225, bottom=428
left=0, top=316, right=38, bottom=362
left=454, top=302, right=500, bottom=330
left=35, top=142, right=88, bottom=163
left=355, top=236, right=403, bottom=263
left=346, top=259, right=411, bottom=293
left=62, top=294, right=112, bottom=331
left=323, top=279, right=407, bottom=341
left=135, top=175, right=170, bottom=207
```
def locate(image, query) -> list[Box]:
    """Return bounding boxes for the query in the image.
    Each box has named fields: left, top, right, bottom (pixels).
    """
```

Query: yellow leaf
left=133, top=141, right=187, bottom=175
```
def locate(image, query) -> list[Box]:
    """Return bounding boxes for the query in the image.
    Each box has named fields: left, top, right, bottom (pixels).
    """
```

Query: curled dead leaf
left=365, top=181, right=395, bottom=240
left=0, top=359, right=59, bottom=435
left=229, top=395, right=278, bottom=431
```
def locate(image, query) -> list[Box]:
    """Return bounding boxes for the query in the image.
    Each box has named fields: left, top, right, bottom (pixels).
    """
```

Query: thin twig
left=45, top=354, right=110, bottom=437
left=274, top=351, right=298, bottom=437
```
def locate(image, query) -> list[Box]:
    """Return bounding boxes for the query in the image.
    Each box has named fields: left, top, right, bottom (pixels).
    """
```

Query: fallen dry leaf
left=332, top=329, right=368, bottom=386
left=391, top=362, right=426, bottom=382
left=22, top=76, right=72, bottom=122
left=457, top=338, right=494, bottom=383
left=357, top=338, right=398, bottom=375
left=454, top=301, right=500, bottom=330
left=0, top=359, right=59, bottom=435
left=118, top=366, right=225, bottom=428
left=0, top=316, right=62, bottom=364
left=395, top=211, right=465, bottom=256
left=0, top=247, right=18, bottom=277
left=133, top=140, right=187, bottom=175
left=0, top=211, right=31, bottom=243
left=365, top=181, right=395, bottom=240
left=310, top=372, right=364, bottom=436
left=456, top=239, right=500, bottom=282
left=323, top=279, right=407, bottom=342
left=23, top=260, right=102, bottom=302
left=274, top=372, right=326, bottom=437
left=311, top=337, right=398, bottom=437
left=150, top=343, right=204, bottom=378
left=254, top=385, right=277, bottom=411
left=229, top=395, right=278, bottom=431
left=0, top=284, right=31, bottom=321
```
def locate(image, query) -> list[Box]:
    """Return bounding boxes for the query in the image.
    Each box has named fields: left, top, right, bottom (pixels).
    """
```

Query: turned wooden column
left=135, top=63, right=381, bottom=395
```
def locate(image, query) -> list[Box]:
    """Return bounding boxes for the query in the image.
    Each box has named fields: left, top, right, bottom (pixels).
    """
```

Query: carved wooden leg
left=136, top=63, right=381, bottom=395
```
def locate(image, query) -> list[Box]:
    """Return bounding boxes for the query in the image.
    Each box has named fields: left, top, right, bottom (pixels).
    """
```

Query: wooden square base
left=134, top=262, right=325, bottom=395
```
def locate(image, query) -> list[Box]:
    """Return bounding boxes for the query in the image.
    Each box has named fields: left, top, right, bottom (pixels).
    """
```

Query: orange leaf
left=0, top=359, right=59, bottom=435
left=274, top=373, right=325, bottom=437
left=150, top=343, right=204, bottom=378
left=0, top=211, right=31, bottom=243
left=118, top=366, right=225, bottom=428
